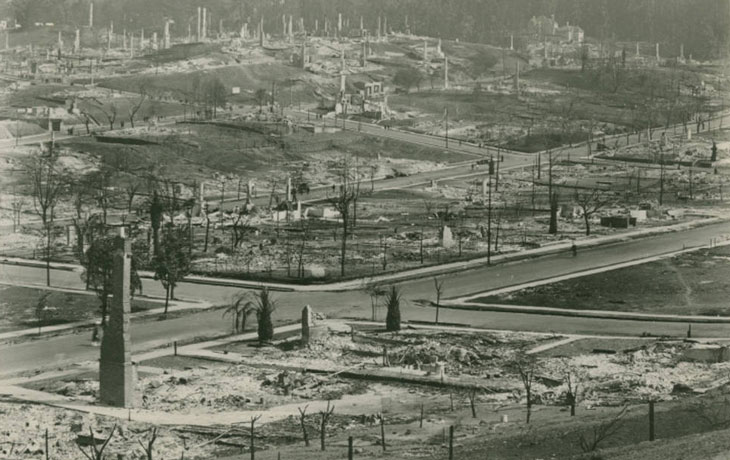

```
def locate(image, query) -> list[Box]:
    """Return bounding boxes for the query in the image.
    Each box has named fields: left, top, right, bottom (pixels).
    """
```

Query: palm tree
left=254, top=287, right=277, bottom=343
left=385, top=286, right=402, bottom=332
left=223, top=292, right=256, bottom=334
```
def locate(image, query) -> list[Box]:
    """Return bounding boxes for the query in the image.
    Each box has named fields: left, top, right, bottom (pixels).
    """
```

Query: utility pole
left=487, top=165, right=492, bottom=265
left=659, top=146, right=665, bottom=205
left=495, top=148, right=501, bottom=191
left=445, top=107, right=449, bottom=149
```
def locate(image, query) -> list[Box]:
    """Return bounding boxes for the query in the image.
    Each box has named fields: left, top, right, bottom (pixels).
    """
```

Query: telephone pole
left=487, top=162, right=492, bottom=265
left=445, top=107, right=449, bottom=149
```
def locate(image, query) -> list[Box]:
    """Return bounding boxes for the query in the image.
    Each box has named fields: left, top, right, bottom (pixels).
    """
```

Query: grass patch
left=471, top=245, right=730, bottom=316
left=0, top=285, right=159, bottom=333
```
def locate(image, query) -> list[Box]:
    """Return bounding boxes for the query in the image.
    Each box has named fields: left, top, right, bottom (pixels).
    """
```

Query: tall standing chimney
left=202, top=8, right=207, bottom=39
left=197, top=7, right=201, bottom=41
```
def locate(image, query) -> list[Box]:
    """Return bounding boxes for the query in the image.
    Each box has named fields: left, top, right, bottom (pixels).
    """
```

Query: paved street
left=1, top=220, right=729, bottom=376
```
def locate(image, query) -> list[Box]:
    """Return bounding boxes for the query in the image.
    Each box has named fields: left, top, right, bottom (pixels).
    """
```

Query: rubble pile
left=0, top=402, right=214, bottom=459
left=539, top=341, right=730, bottom=407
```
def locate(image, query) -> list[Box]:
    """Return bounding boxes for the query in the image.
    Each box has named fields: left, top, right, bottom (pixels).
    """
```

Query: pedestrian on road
left=571, top=242, right=577, bottom=257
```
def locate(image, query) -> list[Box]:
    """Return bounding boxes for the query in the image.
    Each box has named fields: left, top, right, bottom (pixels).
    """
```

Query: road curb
left=435, top=302, right=730, bottom=324
left=2, top=217, right=728, bottom=293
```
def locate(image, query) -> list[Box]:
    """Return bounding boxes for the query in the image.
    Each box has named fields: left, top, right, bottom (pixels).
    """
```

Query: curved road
left=1, top=220, right=729, bottom=376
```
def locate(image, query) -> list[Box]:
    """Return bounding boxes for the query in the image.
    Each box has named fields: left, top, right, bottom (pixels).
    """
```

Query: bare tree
left=231, top=211, right=252, bottom=248
left=296, top=220, right=309, bottom=278
left=128, top=87, right=148, bottom=128
left=328, top=156, right=360, bottom=277
left=433, top=277, right=445, bottom=324
left=688, top=397, right=730, bottom=429
left=574, top=188, right=613, bottom=236
left=254, top=88, right=269, bottom=113
left=91, top=168, right=115, bottom=226
left=297, top=405, right=310, bottom=447
left=365, top=283, right=385, bottom=321
left=10, top=194, right=25, bottom=233
left=123, top=177, right=142, bottom=220
left=67, top=177, right=97, bottom=268
left=99, top=102, right=118, bottom=130
left=80, top=110, right=93, bottom=134
left=137, top=427, right=158, bottom=460
left=563, top=361, right=585, bottom=416
left=76, top=424, right=116, bottom=460
left=578, top=406, right=628, bottom=452
left=26, top=150, right=66, bottom=286
left=34, top=291, right=52, bottom=335
left=467, top=389, right=479, bottom=418
left=516, top=356, right=538, bottom=424
left=318, top=401, right=335, bottom=451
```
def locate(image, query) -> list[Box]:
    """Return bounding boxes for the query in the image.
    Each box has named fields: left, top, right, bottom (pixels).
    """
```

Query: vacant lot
left=472, top=245, right=730, bottom=316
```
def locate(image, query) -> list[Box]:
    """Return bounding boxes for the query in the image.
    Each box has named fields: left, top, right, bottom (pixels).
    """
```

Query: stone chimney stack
left=197, top=7, right=201, bottom=41
left=163, top=20, right=171, bottom=49
left=99, top=230, right=136, bottom=408
left=259, top=17, right=265, bottom=46
left=202, top=7, right=207, bottom=39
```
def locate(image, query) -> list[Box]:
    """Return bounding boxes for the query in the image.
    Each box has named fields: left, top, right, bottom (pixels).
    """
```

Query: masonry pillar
left=99, top=229, right=136, bottom=408
left=301, top=305, right=312, bottom=346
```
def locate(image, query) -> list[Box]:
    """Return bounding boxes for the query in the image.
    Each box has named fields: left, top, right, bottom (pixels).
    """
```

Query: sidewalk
left=3, top=318, right=730, bottom=427
left=0, top=282, right=214, bottom=342
left=2, top=216, right=727, bottom=295
left=444, top=241, right=730, bottom=324
left=1, top=320, right=720, bottom=428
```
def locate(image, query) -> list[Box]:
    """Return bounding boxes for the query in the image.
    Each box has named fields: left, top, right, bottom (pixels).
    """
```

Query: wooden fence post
left=449, top=425, right=454, bottom=460
left=649, top=401, right=655, bottom=441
